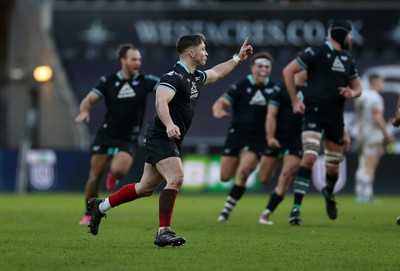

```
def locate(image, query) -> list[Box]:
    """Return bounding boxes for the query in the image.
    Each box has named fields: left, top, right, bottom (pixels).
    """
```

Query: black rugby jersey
left=145, top=61, right=207, bottom=142
left=296, top=41, right=358, bottom=115
left=269, top=83, right=304, bottom=148
left=92, top=71, right=159, bottom=139
left=222, top=74, right=276, bottom=138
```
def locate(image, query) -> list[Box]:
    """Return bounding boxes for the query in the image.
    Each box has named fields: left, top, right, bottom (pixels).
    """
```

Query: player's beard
left=343, top=38, right=352, bottom=50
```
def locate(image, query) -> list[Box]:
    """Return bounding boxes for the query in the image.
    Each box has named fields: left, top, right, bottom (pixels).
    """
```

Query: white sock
left=158, top=226, right=171, bottom=234
left=99, top=198, right=111, bottom=213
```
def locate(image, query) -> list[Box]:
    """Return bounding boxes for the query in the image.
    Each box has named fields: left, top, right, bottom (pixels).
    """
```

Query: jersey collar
left=324, top=40, right=335, bottom=51
left=177, top=61, right=191, bottom=74
left=247, top=74, right=270, bottom=86
left=117, top=71, right=139, bottom=81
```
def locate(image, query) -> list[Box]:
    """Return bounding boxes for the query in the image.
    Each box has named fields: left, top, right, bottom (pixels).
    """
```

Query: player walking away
left=258, top=70, right=306, bottom=225
left=86, top=34, right=253, bottom=247
left=283, top=20, right=362, bottom=225
left=354, top=74, right=393, bottom=203
left=212, top=53, right=275, bottom=222
left=75, top=44, right=159, bottom=225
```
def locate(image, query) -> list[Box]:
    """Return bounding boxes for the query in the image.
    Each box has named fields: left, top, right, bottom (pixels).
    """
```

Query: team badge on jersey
left=118, top=82, right=136, bottom=98
left=249, top=90, right=267, bottom=106
left=331, top=56, right=345, bottom=72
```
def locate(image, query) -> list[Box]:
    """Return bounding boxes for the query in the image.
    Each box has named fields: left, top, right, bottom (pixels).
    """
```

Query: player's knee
left=303, top=138, right=320, bottom=155
left=302, top=154, right=317, bottom=168
left=170, top=175, right=184, bottom=190
left=237, top=168, right=253, bottom=182
left=220, top=173, right=232, bottom=182
left=324, top=150, right=343, bottom=167
left=258, top=170, right=274, bottom=184
left=302, top=138, right=320, bottom=167
left=138, top=187, right=154, bottom=197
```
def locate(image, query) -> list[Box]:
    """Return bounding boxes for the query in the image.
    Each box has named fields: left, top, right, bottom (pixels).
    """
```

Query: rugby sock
left=355, top=169, right=373, bottom=201
left=159, top=189, right=178, bottom=227
left=85, top=201, right=91, bottom=215
left=221, top=185, right=246, bottom=216
left=108, top=183, right=139, bottom=207
left=293, top=166, right=312, bottom=209
left=266, top=192, right=283, bottom=213
left=355, top=169, right=364, bottom=200
left=324, top=173, right=338, bottom=199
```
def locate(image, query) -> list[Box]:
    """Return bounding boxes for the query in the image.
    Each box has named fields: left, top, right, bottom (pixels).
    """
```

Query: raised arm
left=204, top=37, right=253, bottom=85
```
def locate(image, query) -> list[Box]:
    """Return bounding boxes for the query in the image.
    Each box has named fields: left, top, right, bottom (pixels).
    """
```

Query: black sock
left=293, top=166, right=312, bottom=209
left=324, top=173, right=338, bottom=198
left=229, top=184, right=246, bottom=200
left=221, top=185, right=246, bottom=215
left=266, top=192, right=283, bottom=213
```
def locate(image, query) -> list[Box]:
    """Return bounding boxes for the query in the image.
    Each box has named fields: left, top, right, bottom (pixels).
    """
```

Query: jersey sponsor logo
left=190, top=82, right=198, bottom=99
left=167, top=70, right=183, bottom=79
left=307, top=122, right=317, bottom=129
left=132, top=80, right=140, bottom=86
left=340, top=55, right=349, bottom=61
left=118, top=82, right=136, bottom=98
left=331, top=56, right=345, bottom=72
left=249, top=89, right=267, bottom=105
left=264, top=148, right=274, bottom=154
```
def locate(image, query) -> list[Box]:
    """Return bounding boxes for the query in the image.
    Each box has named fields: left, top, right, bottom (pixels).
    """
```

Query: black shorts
left=222, top=133, right=266, bottom=158
left=303, top=110, right=344, bottom=145
left=263, top=146, right=303, bottom=159
left=144, top=137, right=180, bottom=166
left=91, top=134, right=138, bottom=156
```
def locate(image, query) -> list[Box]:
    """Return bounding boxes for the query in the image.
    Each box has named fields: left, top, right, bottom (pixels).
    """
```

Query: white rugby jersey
left=354, top=89, right=385, bottom=144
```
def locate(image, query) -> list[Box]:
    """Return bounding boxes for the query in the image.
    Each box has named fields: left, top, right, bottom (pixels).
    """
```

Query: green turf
left=0, top=193, right=399, bottom=271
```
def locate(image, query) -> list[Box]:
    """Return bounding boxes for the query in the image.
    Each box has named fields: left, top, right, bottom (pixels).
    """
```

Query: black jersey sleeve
left=91, top=75, right=108, bottom=97
left=197, top=70, right=207, bottom=85
left=268, top=84, right=282, bottom=108
left=348, top=58, right=359, bottom=79
left=296, top=46, right=318, bottom=70
left=158, top=70, right=183, bottom=93
left=222, top=83, right=240, bottom=105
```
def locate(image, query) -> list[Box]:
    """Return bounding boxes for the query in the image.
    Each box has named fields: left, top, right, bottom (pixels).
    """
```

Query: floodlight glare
left=33, top=65, right=53, bottom=82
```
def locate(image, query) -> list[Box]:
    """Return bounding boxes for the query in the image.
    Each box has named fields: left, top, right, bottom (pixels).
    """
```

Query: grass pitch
left=0, top=193, right=399, bottom=271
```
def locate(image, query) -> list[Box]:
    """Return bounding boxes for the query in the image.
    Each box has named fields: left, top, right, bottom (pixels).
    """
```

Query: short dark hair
left=116, top=43, right=136, bottom=60
left=176, top=33, right=206, bottom=54
left=368, top=73, right=382, bottom=84
left=251, top=52, right=273, bottom=66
